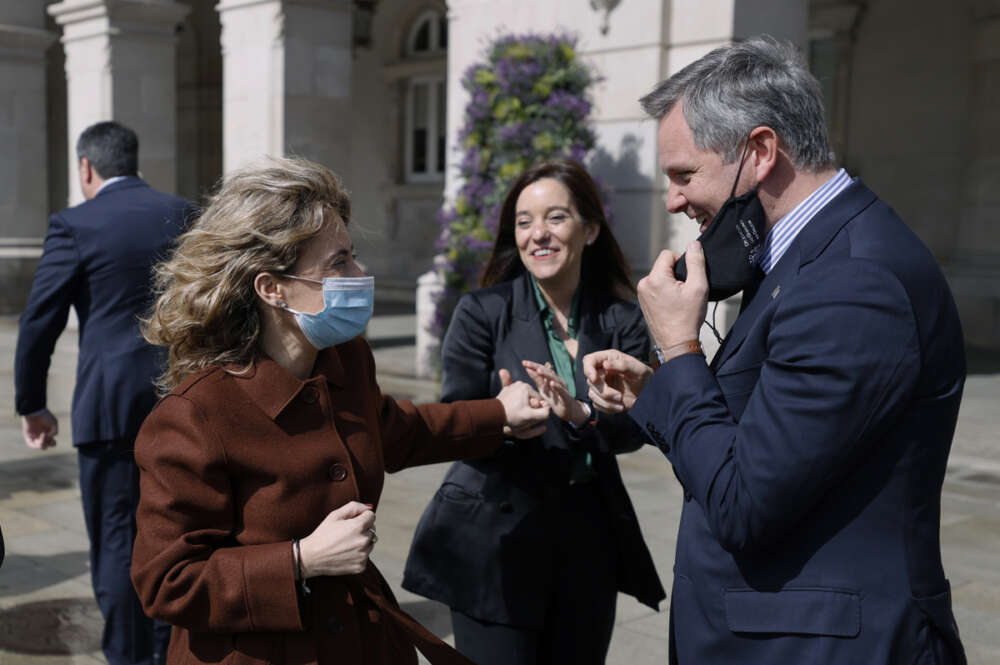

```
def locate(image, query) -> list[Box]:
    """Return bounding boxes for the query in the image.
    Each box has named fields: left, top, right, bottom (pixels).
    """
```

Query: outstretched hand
left=522, top=360, right=589, bottom=426
left=583, top=350, right=653, bottom=413
left=496, top=369, right=550, bottom=439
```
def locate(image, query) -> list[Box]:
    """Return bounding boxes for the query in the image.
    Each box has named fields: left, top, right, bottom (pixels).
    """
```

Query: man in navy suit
left=585, top=37, right=966, bottom=664
left=15, top=121, right=193, bottom=665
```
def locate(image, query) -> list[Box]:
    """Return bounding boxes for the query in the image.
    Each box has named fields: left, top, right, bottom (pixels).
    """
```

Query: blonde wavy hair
left=143, top=156, right=351, bottom=394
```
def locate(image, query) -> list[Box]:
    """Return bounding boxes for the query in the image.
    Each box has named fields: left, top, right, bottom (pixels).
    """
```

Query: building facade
left=2, top=0, right=998, bottom=350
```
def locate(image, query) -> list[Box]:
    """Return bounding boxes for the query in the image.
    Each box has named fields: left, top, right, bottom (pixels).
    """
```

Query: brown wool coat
left=130, top=337, right=506, bottom=665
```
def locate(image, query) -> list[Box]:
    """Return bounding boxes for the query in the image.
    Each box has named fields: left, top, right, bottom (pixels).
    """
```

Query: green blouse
left=529, top=276, right=596, bottom=484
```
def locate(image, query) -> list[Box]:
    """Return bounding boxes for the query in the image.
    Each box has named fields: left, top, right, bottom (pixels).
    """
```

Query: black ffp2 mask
left=673, top=144, right=767, bottom=301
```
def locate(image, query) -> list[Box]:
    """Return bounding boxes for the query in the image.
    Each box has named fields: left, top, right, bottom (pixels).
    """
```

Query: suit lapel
left=711, top=246, right=799, bottom=370
left=506, top=273, right=552, bottom=380
left=710, top=179, right=878, bottom=372
left=574, top=299, right=613, bottom=399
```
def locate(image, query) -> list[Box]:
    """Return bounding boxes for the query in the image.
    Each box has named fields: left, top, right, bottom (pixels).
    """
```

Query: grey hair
left=639, top=36, right=835, bottom=171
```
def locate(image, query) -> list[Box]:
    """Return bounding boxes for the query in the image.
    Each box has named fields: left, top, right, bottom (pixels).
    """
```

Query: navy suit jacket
left=631, top=180, right=966, bottom=664
left=403, top=274, right=664, bottom=627
left=15, top=177, right=193, bottom=445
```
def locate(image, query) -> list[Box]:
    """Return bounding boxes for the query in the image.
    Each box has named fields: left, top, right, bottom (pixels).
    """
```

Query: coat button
left=301, top=386, right=319, bottom=404
left=329, top=464, right=348, bottom=482
left=499, top=502, right=514, bottom=514
left=327, top=615, right=344, bottom=634
left=684, top=490, right=692, bottom=502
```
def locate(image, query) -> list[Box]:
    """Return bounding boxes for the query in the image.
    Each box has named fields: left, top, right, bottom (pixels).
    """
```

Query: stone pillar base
left=415, top=270, right=443, bottom=379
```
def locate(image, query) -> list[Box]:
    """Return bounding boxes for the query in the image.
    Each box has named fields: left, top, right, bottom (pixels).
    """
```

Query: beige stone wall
left=0, top=1, right=56, bottom=313
left=838, top=0, right=1000, bottom=347
left=843, top=0, right=970, bottom=260
left=176, top=0, right=222, bottom=204
left=346, top=0, right=446, bottom=292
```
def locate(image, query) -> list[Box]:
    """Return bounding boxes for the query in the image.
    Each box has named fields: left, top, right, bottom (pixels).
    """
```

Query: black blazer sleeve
left=573, top=304, right=650, bottom=454
left=440, top=293, right=496, bottom=403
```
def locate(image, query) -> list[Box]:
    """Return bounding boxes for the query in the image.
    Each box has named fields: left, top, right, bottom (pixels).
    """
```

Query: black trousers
left=451, top=482, right=618, bottom=665
left=78, top=440, right=171, bottom=665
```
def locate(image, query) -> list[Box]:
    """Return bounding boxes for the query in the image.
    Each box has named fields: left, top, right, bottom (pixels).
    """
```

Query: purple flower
left=567, top=143, right=588, bottom=164
left=498, top=123, right=529, bottom=143
left=461, top=177, right=494, bottom=208
left=545, top=90, right=591, bottom=119
left=460, top=147, right=482, bottom=173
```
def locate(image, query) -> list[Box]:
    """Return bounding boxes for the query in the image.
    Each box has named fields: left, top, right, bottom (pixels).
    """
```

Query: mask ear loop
left=700, top=136, right=754, bottom=347
left=704, top=302, right=724, bottom=345
left=729, top=136, right=754, bottom=199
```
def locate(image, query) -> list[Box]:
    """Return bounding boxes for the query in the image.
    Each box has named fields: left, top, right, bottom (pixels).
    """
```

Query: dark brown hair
left=480, top=160, right=635, bottom=300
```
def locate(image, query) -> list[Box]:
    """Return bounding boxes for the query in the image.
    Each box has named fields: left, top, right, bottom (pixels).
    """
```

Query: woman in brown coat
left=130, top=157, right=549, bottom=665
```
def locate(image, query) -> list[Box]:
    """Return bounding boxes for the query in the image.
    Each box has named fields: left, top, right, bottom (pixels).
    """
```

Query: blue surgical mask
left=281, top=275, right=374, bottom=349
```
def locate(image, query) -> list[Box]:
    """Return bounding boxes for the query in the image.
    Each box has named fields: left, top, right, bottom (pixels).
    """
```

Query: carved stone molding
left=48, top=0, right=190, bottom=43
left=0, top=25, right=57, bottom=60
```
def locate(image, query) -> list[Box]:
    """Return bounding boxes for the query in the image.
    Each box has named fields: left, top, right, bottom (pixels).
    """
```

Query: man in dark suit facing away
left=15, top=121, right=193, bottom=665
left=585, top=37, right=966, bottom=664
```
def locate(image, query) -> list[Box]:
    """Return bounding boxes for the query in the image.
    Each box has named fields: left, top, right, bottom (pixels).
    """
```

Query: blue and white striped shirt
left=758, top=168, right=853, bottom=274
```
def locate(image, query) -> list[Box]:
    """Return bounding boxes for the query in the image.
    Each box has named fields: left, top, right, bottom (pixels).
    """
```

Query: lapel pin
left=771, top=285, right=781, bottom=299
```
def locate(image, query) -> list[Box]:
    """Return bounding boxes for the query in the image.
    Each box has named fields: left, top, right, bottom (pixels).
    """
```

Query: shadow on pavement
left=0, top=596, right=102, bottom=654
left=0, top=551, right=91, bottom=597
left=0, top=454, right=78, bottom=502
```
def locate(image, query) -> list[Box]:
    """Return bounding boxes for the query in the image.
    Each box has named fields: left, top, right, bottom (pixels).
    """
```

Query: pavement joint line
left=948, top=454, right=1000, bottom=476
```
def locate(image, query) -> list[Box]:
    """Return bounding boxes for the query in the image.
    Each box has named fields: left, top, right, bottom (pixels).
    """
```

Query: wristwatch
left=650, top=340, right=704, bottom=370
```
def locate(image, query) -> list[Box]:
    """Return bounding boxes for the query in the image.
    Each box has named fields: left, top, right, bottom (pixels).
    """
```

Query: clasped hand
left=521, top=360, right=590, bottom=427
left=495, top=369, right=551, bottom=438
left=584, top=240, right=709, bottom=414
left=299, top=501, right=376, bottom=577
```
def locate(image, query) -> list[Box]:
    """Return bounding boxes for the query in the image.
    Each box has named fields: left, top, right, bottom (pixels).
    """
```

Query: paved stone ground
left=0, top=312, right=998, bottom=664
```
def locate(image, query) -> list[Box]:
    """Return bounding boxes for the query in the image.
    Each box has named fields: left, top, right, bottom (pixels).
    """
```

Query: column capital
left=0, top=25, right=58, bottom=60
left=48, top=0, right=190, bottom=42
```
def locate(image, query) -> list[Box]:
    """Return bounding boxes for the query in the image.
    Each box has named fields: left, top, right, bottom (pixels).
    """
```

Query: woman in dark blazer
left=403, top=160, right=664, bottom=664
left=129, top=157, right=549, bottom=665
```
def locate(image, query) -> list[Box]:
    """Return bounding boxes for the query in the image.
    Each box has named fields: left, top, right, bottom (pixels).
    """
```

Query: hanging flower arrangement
left=430, top=32, right=602, bottom=342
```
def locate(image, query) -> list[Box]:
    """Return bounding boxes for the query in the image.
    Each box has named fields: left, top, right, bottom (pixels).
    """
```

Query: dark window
left=414, top=19, right=430, bottom=52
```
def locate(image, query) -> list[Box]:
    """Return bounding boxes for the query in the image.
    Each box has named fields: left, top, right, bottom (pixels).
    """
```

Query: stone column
left=48, top=0, right=190, bottom=205
left=808, top=1, right=866, bottom=169
left=946, top=0, right=1000, bottom=348
left=0, top=3, right=57, bottom=313
left=216, top=0, right=354, bottom=172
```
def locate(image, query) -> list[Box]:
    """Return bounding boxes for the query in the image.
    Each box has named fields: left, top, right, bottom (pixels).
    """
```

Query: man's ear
left=253, top=272, right=285, bottom=309
left=747, top=126, right=779, bottom=184
left=79, top=157, right=93, bottom=184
